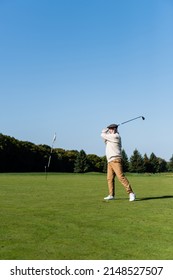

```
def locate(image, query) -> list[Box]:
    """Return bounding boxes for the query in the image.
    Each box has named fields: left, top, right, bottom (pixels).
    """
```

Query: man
left=101, top=123, right=136, bottom=201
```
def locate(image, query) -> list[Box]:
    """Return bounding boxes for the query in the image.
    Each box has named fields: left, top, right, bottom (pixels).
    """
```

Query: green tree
left=64, top=150, right=78, bottom=172
left=149, top=153, right=159, bottom=173
left=100, top=156, right=107, bottom=173
left=143, top=153, right=151, bottom=172
left=168, top=155, right=173, bottom=172
left=74, top=150, right=89, bottom=173
left=121, top=149, right=129, bottom=172
left=157, top=158, right=168, bottom=172
left=129, top=149, right=144, bottom=173
left=87, top=154, right=102, bottom=172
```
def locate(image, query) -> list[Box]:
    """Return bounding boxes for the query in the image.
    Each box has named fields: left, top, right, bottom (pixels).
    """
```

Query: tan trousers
left=107, top=158, right=133, bottom=196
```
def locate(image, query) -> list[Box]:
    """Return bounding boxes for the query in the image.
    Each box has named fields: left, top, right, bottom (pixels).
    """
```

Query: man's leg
left=110, top=159, right=134, bottom=194
left=107, top=162, right=115, bottom=196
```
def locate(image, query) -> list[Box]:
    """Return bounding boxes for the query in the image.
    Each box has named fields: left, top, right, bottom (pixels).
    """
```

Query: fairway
left=0, top=173, right=173, bottom=260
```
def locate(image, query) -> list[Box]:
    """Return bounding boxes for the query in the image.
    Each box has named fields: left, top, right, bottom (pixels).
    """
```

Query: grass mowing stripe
left=0, top=173, right=173, bottom=259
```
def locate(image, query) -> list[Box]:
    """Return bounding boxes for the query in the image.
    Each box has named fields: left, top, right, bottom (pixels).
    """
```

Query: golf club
left=118, top=115, right=145, bottom=126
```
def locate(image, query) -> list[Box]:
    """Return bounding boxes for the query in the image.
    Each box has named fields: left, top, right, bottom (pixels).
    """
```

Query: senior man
left=101, top=123, right=136, bottom=201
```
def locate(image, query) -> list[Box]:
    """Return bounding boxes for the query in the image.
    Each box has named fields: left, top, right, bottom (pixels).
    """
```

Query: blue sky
left=1, top=0, right=173, bottom=161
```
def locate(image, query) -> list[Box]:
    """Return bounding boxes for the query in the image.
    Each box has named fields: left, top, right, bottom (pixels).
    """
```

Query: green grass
left=0, top=172, right=173, bottom=260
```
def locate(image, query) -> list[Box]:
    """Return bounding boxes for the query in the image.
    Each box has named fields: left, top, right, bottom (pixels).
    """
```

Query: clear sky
left=1, top=0, right=173, bottom=161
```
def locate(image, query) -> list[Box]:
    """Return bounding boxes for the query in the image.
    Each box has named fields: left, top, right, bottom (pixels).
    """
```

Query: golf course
left=0, top=172, right=173, bottom=260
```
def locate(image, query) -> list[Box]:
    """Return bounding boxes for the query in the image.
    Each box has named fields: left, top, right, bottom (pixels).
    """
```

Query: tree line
left=1, top=133, right=173, bottom=173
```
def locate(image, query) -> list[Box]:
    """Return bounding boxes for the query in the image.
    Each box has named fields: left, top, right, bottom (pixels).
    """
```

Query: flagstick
left=45, top=133, right=56, bottom=179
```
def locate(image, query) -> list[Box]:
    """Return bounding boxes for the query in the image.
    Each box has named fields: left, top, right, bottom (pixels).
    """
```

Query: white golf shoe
left=129, top=192, right=136, bottom=201
left=104, top=195, right=115, bottom=200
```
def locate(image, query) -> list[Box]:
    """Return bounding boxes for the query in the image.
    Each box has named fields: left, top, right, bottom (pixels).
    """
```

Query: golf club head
left=142, top=116, right=145, bottom=120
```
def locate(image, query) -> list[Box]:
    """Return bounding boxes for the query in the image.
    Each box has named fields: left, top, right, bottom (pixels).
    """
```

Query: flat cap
left=107, top=123, right=118, bottom=129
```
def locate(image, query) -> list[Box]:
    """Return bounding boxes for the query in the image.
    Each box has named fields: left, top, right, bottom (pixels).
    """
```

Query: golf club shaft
left=118, top=116, right=145, bottom=126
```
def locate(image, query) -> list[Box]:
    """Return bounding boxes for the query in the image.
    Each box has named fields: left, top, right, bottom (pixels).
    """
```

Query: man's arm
left=101, top=129, right=120, bottom=143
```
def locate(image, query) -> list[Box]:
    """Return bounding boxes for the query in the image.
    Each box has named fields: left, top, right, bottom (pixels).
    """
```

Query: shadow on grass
left=102, top=195, right=173, bottom=202
left=137, top=195, right=173, bottom=201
